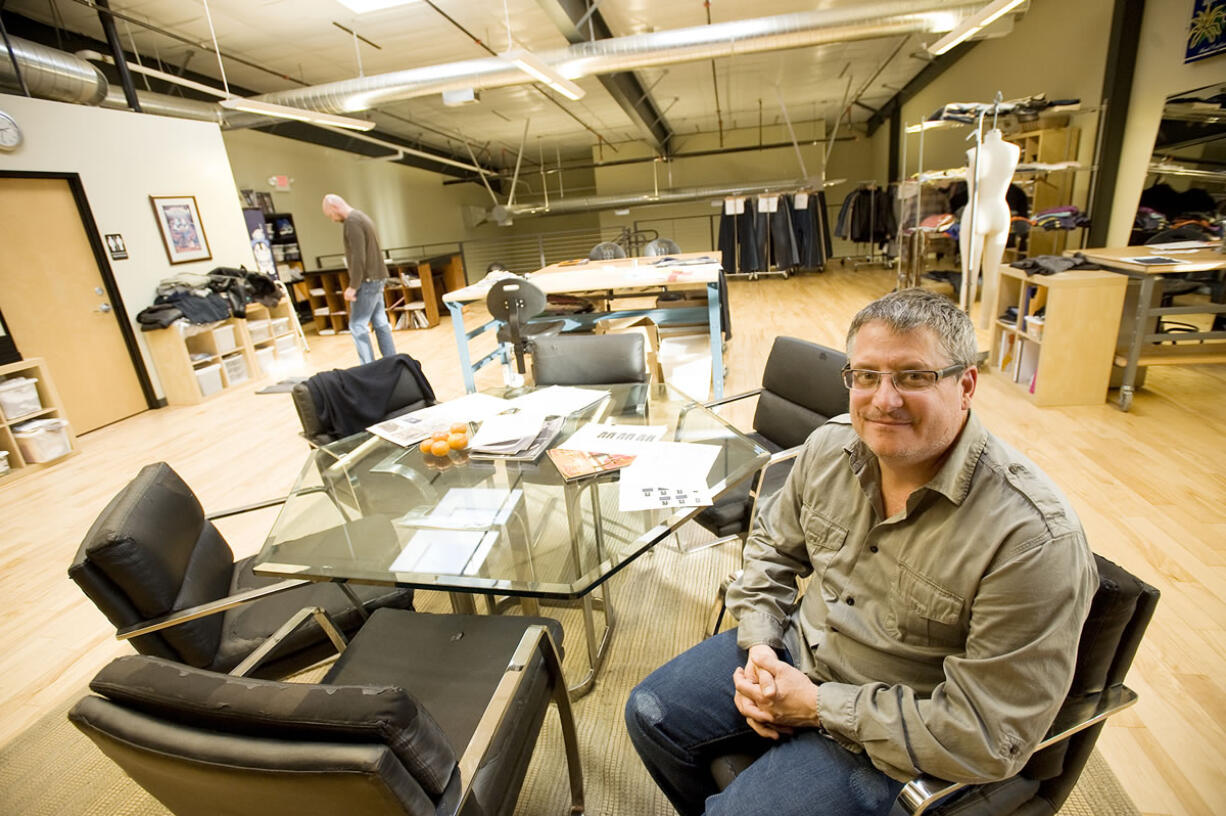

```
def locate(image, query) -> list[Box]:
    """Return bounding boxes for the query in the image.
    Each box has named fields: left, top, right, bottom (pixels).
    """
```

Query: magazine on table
left=468, top=414, right=565, bottom=461
left=367, top=392, right=509, bottom=447
left=546, top=448, right=637, bottom=481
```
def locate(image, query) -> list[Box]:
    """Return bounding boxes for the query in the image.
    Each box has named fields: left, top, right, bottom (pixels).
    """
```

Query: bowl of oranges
left=419, top=423, right=469, bottom=459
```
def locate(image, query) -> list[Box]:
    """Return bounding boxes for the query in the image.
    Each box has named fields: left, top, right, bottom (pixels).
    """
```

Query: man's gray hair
left=846, top=289, right=978, bottom=367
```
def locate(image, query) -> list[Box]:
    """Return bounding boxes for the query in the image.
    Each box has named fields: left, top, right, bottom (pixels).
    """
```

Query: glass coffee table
left=254, top=383, right=767, bottom=696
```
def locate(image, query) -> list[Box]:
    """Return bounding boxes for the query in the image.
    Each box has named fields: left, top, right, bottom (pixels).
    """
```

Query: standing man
left=322, top=194, right=397, bottom=364
left=625, top=289, right=1097, bottom=816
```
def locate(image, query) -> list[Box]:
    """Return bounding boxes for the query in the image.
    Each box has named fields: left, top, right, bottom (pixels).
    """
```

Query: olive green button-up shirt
left=726, top=412, right=1097, bottom=784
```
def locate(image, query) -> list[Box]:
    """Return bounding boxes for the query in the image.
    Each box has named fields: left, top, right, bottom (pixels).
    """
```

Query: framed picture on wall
left=149, top=195, right=212, bottom=264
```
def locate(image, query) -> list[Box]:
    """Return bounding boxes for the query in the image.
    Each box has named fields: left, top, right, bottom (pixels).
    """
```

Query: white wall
left=1106, top=0, right=1226, bottom=245
left=222, top=129, right=494, bottom=270
left=0, top=95, right=253, bottom=399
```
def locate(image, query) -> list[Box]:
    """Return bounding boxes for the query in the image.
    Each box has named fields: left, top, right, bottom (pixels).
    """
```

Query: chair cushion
left=694, top=433, right=788, bottom=538
left=1068, top=555, right=1145, bottom=698
left=530, top=333, right=648, bottom=385
left=71, top=462, right=233, bottom=667
left=90, top=654, right=457, bottom=797
left=754, top=338, right=848, bottom=449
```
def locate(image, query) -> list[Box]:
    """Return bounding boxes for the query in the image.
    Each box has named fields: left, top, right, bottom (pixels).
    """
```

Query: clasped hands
left=733, top=643, right=822, bottom=740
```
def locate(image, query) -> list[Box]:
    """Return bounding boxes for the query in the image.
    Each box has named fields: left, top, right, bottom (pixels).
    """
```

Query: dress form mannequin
left=960, top=129, right=1020, bottom=327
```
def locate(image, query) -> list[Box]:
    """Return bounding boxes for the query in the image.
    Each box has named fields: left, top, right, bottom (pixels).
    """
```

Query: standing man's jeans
left=625, top=628, right=904, bottom=816
left=350, top=279, right=396, bottom=364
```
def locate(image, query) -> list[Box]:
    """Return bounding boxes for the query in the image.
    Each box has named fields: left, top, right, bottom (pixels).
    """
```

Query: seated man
left=625, top=289, right=1097, bottom=816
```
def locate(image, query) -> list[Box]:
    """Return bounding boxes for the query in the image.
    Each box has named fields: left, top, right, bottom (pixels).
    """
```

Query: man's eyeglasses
left=841, top=364, right=966, bottom=392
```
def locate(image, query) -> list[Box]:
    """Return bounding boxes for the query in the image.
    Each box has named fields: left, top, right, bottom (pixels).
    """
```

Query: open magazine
left=546, top=448, right=636, bottom=481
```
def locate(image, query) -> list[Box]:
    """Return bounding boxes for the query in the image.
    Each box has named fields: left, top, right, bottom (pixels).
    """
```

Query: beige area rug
left=0, top=527, right=1138, bottom=816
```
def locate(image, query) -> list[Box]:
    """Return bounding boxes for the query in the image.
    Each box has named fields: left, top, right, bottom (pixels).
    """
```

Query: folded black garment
left=1010, top=252, right=1101, bottom=276
left=136, top=303, right=183, bottom=331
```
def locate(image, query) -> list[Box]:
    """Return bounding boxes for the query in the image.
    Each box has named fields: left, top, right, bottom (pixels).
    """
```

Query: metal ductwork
left=100, top=87, right=222, bottom=123
left=253, top=0, right=984, bottom=115
left=502, top=178, right=821, bottom=220
left=0, top=35, right=107, bottom=105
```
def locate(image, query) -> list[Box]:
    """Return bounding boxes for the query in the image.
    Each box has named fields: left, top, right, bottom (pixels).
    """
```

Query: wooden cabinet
left=298, top=253, right=465, bottom=334
left=1006, top=126, right=1081, bottom=257
left=990, top=265, right=1126, bottom=406
left=0, top=358, right=77, bottom=482
left=146, top=299, right=305, bottom=405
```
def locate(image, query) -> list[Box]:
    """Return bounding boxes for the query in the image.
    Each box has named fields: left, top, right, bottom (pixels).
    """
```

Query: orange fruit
left=448, top=432, right=467, bottom=450
left=430, top=439, right=451, bottom=457
left=450, top=422, right=468, bottom=434
left=431, top=430, right=449, bottom=442
left=419, top=438, right=433, bottom=454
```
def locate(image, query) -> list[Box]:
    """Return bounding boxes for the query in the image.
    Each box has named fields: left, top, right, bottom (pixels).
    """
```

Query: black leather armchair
left=68, top=462, right=414, bottom=678
left=486, top=278, right=565, bottom=376
left=69, top=608, right=584, bottom=816
left=293, top=353, right=436, bottom=447
left=530, top=333, right=649, bottom=386
left=710, top=554, right=1159, bottom=816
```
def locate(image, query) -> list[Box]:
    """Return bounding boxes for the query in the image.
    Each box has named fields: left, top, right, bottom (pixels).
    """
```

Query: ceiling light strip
left=926, top=0, right=1026, bottom=56
left=503, top=49, right=585, bottom=101
left=218, top=97, right=376, bottom=131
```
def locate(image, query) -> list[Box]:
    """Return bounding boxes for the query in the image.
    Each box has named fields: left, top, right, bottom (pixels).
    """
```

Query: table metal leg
left=560, top=480, right=615, bottom=699
left=707, top=281, right=724, bottom=399
left=338, top=583, right=369, bottom=620
left=446, top=301, right=476, bottom=393
left=1118, top=275, right=1153, bottom=412
left=448, top=592, right=478, bottom=614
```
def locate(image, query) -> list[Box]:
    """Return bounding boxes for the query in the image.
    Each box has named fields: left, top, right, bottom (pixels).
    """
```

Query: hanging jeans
left=350, top=279, right=396, bottom=365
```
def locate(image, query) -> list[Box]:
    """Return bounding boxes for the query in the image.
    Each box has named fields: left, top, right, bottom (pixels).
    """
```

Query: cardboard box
left=594, top=315, right=666, bottom=384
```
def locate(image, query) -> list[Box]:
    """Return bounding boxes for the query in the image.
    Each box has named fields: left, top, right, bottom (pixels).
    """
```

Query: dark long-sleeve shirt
left=342, top=209, right=389, bottom=288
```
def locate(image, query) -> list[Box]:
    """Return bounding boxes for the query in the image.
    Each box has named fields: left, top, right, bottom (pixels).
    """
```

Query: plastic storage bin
left=254, top=347, right=276, bottom=376
left=0, top=376, right=42, bottom=419
left=13, top=418, right=71, bottom=463
left=194, top=363, right=223, bottom=397
left=212, top=324, right=238, bottom=354
left=247, top=319, right=272, bottom=343
left=274, top=335, right=297, bottom=356
left=270, top=316, right=291, bottom=336
left=222, top=354, right=249, bottom=385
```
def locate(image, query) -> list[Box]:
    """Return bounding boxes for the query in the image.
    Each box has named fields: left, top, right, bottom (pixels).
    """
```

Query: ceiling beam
left=534, top=0, right=674, bottom=154
left=865, top=40, right=979, bottom=137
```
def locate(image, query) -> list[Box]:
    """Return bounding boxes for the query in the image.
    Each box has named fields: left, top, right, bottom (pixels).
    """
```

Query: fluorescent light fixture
left=218, top=97, right=376, bottom=131
left=334, top=0, right=419, bottom=13
left=502, top=49, right=585, bottom=101
left=78, top=50, right=229, bottom=98
left=926, top=0, right=1026, bottom=56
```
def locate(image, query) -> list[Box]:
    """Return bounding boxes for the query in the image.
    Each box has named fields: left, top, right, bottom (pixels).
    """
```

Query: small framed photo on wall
left=150, top=195, right=212, bottom=264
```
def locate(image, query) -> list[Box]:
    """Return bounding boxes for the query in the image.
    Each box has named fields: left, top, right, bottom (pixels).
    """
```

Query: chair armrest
left=453, top=625, right=584, bottom=816
left=229, top=605, right=348, bottom=678
left=206, top=495, right=291, bottom=521
left=115, top=579, right=311, bottom=641
left=702, top=387, right=764, bottom=411
left=894, top=685, right=1138, bottom=815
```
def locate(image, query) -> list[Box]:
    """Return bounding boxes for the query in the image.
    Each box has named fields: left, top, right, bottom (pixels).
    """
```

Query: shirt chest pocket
left=888, top=564, right=967, bottom=648
left=799, top=503, right=847, bottom=583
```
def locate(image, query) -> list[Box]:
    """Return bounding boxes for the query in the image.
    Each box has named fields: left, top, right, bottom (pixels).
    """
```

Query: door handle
left=97, top=303, right=112, bottom=313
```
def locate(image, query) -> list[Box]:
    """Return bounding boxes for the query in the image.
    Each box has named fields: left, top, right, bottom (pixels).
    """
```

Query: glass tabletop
left=254, top=383, right=767, bottom=599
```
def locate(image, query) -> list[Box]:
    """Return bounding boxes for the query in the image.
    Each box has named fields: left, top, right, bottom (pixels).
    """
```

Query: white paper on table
left=1119, top=255, right=1188, bottom=265
left=390, top=529, right=489, bottom=574
left=559, top=422, right=667, bottom=455
left=469, top=411, right=548, bottom=452
left=1143, top=240, right=1217, bottom=251
left=393, top=487, right=523, bottom=531
left=506, top=385, right=609, bottom=416
left=367, top=392, right=510, bottom=447
left=618, top=441, right=720, bottom=511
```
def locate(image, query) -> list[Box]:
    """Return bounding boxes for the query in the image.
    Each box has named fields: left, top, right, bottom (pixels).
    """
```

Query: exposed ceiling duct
left=0, top=34, right=107, bottom=105
left=252, top=0, right=985, bottom=115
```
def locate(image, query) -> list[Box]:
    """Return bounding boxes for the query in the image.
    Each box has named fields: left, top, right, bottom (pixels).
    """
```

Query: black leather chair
left=68, top=462, right=415, bottom=678
left=293, top=353, right=436, bottom=447
left=710, top=554, right=1159, bottom=816
left=69, top=608, right=583, bottom=816
left=486, top=278, right=565, bottom=376
left=530, top=333, right=649, bottom=386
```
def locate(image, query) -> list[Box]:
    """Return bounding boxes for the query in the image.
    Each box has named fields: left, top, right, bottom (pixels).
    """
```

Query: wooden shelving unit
left=0, top=358, right=77, bottom=483
left=1006, top=125, right=1081, bottom=257
left=990, top=265, right=1126, bottom=407
left=298, top=253, right=465, bottom=334
left=146, top=299, right=306, bottom=405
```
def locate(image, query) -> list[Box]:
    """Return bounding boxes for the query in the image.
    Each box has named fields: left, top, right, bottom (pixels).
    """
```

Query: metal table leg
left=561, top=479, right=615, bottom=699
left=1118, top=275, right=1154, bottom=412
left=446, top=300, right=476, bottom=393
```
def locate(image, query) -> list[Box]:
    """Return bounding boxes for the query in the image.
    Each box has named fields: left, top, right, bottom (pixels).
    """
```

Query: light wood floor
left=1, top=264, right=1222, bottom=816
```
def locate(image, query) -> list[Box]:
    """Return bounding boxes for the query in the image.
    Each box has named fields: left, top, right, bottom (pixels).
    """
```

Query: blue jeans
left=350, top=279, right=396, bottom=364
left=625, top=629, right=904, bottom=816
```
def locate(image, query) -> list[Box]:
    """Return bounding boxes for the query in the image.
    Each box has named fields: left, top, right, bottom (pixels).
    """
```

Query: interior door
left=0, top=177, right=149, bottom=432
